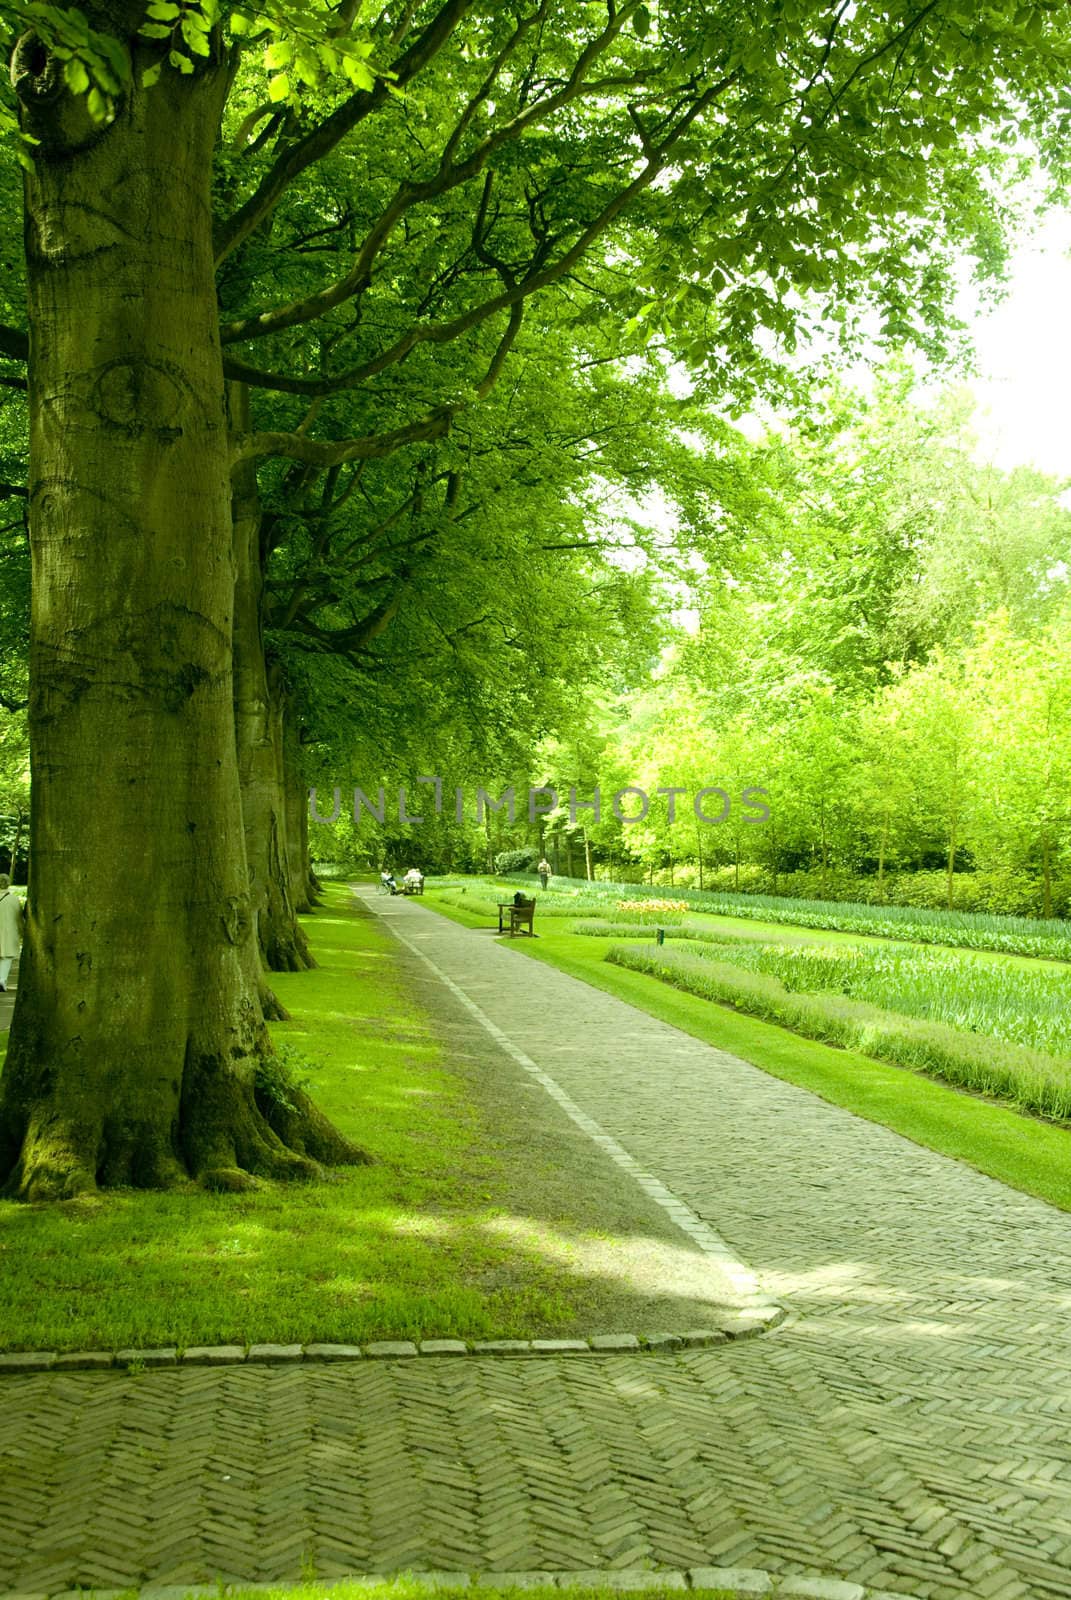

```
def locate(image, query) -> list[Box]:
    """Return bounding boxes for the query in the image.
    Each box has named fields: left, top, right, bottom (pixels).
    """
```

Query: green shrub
left=494, top=849, right=538, bottom=874
left=433, top=889, right=503, bottom=918
left=544, top=872, right=1071, bottom=959
left=573, top=919, right=742, bottom=944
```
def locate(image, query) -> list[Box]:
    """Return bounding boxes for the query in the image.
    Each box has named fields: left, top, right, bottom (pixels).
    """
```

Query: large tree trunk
left=282, top=722, right=317, bottom=912
left=0, top=44, right=364, bottom=1199
left=230, top=386, right=313, bottom=980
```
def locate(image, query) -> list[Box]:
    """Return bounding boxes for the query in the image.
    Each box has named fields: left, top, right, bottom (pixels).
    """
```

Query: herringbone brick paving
left=3, top=893, right=1071, bottom=1598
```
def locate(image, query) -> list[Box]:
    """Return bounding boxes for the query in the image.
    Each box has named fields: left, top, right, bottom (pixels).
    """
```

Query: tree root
left=258, top=1082, right=372, bottom=1167
left=259, top=980, right=291, bottom=1022
left=1, top=1114, right=188, bottom=1201
left=0, top=1035, right=368, bottom=1201
left=261, top=916, right=316, bottom=973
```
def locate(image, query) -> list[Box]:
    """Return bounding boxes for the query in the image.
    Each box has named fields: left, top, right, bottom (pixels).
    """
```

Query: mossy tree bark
left=283, top=723, right=317, bottom=912
left=0, top=32, right=364, bottom=1199
left=230, top=385, right=314, bottom=980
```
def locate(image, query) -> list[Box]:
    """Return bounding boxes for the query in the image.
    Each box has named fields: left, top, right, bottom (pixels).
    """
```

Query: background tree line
left=317, top=369, right=1071, bottom=920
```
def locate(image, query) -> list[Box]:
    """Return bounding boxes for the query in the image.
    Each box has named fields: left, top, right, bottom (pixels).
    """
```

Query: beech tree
left=0, top=0, right=1069, bottom=1198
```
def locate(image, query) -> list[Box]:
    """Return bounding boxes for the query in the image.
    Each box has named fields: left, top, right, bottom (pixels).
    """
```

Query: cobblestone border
left=0, top=1563, right=925, bottom=1600
left=0, top=1306, right=786, bottom=1376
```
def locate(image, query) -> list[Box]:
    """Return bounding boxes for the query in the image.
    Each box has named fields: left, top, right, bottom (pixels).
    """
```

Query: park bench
left=400, top=879, right=425, bottom=895
left=497, top=899, right=536, bottom=936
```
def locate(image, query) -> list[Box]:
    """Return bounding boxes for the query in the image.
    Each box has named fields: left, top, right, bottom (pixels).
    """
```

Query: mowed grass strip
left=0, top=883, right=580, bottom=1354
left=422, top=894, right=1071, bottom=1213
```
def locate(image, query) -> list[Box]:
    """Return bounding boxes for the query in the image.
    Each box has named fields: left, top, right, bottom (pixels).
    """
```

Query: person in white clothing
left=0, top=873, right=25, bottom=993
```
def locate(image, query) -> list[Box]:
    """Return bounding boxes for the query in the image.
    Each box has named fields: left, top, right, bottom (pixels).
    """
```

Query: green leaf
left=96, top=36, right=131, bottom=81
left=264, top=40, right=292, bottom=69
left=268, top=71, right=290, bottom=101
left=63, top=57, right=89, bottom=94
left=633, top=4, right=651, bottom=37
left=294, top=50, right=320, bottom=87
left=141, top=60, right=163, bottom=87
left=146, top=1, right=181, bottom=18
left=181, top=16, right=210, bottom=54
left=342, top=56, right=374, bottom=90
left=139, top=23, right=172, bottom=38
left=228, top=11, right=253, bottom=34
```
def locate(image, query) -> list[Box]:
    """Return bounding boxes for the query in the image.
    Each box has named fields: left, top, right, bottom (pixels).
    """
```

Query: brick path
left=3, top=891, right=1071, bottom=1599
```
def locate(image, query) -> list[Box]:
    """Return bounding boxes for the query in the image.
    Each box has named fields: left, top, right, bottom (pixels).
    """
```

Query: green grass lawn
left=0, top=884, right=594, bottom=1353
left=0, top=880, right=757, bottom=1354
left=435, top=876, right=1071, bottom=974
left=423, top=887, right=1071, bottom=1213
left=431, top=872, right=1071, bottom=961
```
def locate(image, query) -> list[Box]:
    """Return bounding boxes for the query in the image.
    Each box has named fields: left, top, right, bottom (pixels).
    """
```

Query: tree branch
left=219, top=0, right=643, bottom=343
left=477, top=299, right=524, bottom=399
left=232, top=100, right=276, bottom=152
left=213, top=0, right=477, bottom=265
left=288, top=590, right=405, bottom=649
left=219, top=77, right=732, bottom=398
left=231, top=405, right=456, bottom=466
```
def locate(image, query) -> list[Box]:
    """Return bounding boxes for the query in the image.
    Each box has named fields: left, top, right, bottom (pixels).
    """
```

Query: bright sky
left=962, top=209, right=1071, bottom=478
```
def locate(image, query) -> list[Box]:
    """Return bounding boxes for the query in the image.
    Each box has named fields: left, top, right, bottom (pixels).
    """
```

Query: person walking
left=0, top=873, right=26, bottom=992
left=537, top=856, right=551, bottom=891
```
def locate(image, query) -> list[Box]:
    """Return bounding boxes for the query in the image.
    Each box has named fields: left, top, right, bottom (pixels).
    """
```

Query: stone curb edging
left=0, top=1306, right=786, bottom=1376
left=0, top=1564, right=925, bottom=1600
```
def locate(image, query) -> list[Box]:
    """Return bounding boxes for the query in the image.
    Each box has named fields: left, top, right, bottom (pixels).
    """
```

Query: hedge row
left=608, top=942, right=1071, bottom=1124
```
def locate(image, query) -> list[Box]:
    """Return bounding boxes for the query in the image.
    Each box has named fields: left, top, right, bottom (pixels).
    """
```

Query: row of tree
left=1, top=1, right=1070, bottom=1196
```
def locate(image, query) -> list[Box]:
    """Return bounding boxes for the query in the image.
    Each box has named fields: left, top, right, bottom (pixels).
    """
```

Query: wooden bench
left=400, top=880, right=424, bottom=895
left=497, top=900, right=535, bottom=936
